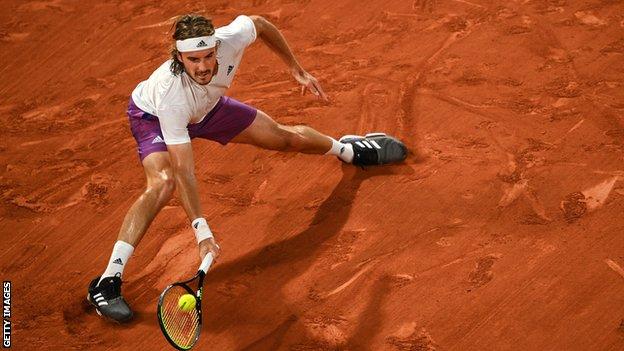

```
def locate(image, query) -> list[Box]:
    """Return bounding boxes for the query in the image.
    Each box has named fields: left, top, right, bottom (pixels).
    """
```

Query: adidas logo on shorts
left=152, top=136, right=164, bottom=144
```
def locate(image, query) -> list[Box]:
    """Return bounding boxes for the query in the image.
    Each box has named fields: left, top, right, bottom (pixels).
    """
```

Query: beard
left=191, top=61, right=219, bottom=85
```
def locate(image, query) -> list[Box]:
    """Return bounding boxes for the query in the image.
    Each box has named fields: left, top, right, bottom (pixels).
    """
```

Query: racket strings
left=160, top=285, right=200, bottom=349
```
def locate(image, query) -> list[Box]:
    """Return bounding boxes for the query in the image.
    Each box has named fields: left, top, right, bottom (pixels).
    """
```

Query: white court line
left=605, top=259, right=624, bottom=279
left=452, top=0, right=485, bottom=8
left=324, top=264, right=372, bottom=298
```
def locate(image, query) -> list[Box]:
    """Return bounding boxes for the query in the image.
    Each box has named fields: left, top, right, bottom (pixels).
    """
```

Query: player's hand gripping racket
left=157, top=253, right=215, bottom=350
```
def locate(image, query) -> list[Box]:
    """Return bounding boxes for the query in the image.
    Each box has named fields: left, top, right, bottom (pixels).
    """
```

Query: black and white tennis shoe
left=340, top=132, right=408, bottom=166
left=87, top=275, right=133, bottom=323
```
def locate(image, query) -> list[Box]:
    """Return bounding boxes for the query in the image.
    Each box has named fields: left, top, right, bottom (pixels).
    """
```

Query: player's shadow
left=238, top=274, right=393, bottom=351
left=201, top=163, right=413, bottom=347
left=346, top=274, right=392, bottom=350
left=206, top=164, right=411, bottom=282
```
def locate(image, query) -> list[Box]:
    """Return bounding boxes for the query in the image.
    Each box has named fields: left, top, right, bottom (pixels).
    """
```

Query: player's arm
left=249, top=15, right=328, bottom=101
left=167, top=143, right=201, bottom=219
left=167, top=143, right=220, bottom=260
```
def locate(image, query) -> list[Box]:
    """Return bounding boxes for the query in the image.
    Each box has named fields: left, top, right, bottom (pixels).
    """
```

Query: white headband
left=176, top=36, right=216, bottom=52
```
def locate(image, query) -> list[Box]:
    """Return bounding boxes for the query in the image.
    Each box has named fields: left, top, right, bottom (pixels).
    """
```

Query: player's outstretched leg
left=230, top=110, right=408, bottom=166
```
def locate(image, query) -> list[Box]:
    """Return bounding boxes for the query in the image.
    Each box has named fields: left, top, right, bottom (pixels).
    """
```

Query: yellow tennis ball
left=178, top=294, right=196, bottom=312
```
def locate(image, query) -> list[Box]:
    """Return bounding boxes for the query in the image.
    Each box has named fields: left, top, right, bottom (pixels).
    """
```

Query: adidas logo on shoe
left=87, top=276, right=133, bottom=323
left=92, top=292, right=109, bottom=307
left=353, top=139, right=382, bottom=150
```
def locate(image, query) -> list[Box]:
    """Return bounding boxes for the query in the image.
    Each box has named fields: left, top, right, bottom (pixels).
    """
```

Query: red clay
left=1, top=0, right=624, bottom=350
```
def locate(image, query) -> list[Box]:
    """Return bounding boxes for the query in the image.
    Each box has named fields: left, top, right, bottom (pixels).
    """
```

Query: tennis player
left=87, top=13, right=407, bottom=322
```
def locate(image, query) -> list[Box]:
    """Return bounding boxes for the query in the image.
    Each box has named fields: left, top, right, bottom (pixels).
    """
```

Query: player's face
left=178, top=47, right=218, bottom=85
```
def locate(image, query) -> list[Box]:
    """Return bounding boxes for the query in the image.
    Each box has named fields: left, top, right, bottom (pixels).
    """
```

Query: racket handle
left=199, top=252, right=214, bottom=274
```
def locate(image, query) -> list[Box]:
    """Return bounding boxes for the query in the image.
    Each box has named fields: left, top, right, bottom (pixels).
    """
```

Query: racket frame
left=157, top=254, right=212, bottom=350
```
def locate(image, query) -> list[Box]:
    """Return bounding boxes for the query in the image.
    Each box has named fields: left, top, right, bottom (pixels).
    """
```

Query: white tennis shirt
left=131, top=15, right=257, bottom=145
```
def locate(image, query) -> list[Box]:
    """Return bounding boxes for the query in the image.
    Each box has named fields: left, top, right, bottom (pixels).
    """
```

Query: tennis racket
left=157, top=253, right=215, bottom=350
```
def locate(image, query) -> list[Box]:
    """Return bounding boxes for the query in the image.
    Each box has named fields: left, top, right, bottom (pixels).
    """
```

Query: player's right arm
left=167, top=143, right=202, bottom=220
left=167, top=142, right=221, bottom=260
left=158, top=100, right=221, bottom=260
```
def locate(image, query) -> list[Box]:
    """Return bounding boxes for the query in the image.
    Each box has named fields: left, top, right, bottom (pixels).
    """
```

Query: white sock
left=325, top=138, right=354, bottom=163
left=99, top=241, right=134, bottom=285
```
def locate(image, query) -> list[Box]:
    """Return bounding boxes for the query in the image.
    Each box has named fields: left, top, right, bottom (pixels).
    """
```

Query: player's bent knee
left=147, top=169, right=176, bottom=200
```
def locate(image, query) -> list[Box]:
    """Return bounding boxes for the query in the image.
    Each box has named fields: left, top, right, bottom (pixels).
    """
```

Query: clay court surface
left=1, top=0, right=624, bottom=350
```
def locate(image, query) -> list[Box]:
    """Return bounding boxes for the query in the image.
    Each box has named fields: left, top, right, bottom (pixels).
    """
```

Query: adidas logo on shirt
left=227, top=65, right=234, bottom=75
left=196, top=40, right=208, bottom=48
left=152, top=135, right=164, bottom=144
left=113, top=258, right=123, bottom=265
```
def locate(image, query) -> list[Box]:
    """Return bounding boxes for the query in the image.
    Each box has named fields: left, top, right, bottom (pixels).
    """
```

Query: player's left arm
left=249, top=15, right=328, bottom=101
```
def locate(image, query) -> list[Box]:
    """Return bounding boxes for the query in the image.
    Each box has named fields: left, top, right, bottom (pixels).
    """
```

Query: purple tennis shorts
left=127, top=96, right=257, bottom=162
